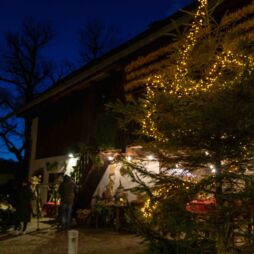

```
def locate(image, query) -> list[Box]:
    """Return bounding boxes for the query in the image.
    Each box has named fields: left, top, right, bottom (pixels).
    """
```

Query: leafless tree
left=0, top=18, right=54, bottom=177
left=79, top=19, right=121, bottom=63
left=49, top=59, right=76, bottom=86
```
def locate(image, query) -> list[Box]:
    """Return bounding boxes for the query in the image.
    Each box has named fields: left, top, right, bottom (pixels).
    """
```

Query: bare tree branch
left=79, top=19, right=121, bottom=63
left=0, top=18, right=54, bottom=174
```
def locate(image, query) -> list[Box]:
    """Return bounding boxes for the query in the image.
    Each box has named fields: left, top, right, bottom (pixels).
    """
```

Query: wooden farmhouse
left=16, top=0, right=254, bottom=207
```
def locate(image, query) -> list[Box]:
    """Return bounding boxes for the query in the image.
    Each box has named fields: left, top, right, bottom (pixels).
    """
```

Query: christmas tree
left=114, top=0, right=254, bottom=253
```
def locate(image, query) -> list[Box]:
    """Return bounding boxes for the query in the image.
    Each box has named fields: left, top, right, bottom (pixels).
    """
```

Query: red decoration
left=43, top=201, right=60, bottom=217
left=186, top=198, right=216, bottom=214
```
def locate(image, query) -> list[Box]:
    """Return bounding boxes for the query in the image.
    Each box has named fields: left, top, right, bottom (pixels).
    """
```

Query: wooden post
left=68, top=230, right=79, bottom=254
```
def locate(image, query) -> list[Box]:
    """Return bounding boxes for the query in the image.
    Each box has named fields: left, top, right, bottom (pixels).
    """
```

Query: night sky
left=0, top=0, right=193, bottom=160
left=0, top=0, right=193, bottom=64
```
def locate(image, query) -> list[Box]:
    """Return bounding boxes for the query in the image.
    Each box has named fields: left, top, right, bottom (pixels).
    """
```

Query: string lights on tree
left=141, top=0, right=254, bottom=143
left=118, top=0, right=254, bottom=250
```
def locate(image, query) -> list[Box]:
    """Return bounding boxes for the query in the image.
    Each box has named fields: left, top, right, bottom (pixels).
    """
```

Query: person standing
left=14, top=179, right=33, bottom=234
left=58, top=175, right=76, bottom=230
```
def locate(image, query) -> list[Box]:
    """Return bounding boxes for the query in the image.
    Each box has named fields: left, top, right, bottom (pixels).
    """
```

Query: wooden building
left=16, top=0, right=254, bottom=205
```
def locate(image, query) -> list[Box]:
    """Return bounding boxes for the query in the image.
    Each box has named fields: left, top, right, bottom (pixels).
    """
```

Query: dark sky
left=0, top=0, right=193, bottom=160
left=0, top=0, right=193, bottom=63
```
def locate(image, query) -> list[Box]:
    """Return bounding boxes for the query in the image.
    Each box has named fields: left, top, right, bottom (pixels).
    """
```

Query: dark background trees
left=79, top=19, right=121, bottom=63
left=0, top=18, right=54, bottom=177
left=0, top=16, right=123, bottom=179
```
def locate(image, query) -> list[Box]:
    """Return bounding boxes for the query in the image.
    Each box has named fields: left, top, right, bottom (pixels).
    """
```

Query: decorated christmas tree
left=114, top=0, right=254, bottom=253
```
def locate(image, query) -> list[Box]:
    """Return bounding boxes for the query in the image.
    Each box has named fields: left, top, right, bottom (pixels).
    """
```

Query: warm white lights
left=146, top=155, right=154, bottom=161
left=126, top=156, right=132, bottom=162
left=107, top=156, right=114, bottom=161
left=140, top=0, right=254, bottom=143
left=209, top=164, right=216, bottom=173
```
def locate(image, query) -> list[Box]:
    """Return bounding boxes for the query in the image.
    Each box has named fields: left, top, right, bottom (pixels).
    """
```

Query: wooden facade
left=15, top=0, right=254, bottom=206
left=36, top=73, right=125, bottom=158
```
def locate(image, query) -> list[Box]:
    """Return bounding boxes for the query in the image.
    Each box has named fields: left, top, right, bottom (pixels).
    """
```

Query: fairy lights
left=139, top=0, right=254, bottom=218
left=141, top=0, right=254, bottom=143
left=141, top=196, right=158, bottom=219
left=141, top=188, right=165, bottom=219
left=141, top=182, right=192, bottom=219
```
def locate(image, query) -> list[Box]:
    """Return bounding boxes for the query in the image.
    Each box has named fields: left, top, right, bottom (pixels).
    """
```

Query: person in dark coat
left=14, top=179, right=33, bottom=233
left=58, top=175, right=76, bottom=230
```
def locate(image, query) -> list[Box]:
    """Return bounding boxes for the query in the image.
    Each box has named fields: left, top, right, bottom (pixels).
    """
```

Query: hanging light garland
left=141, top=0, right=254, bottom=143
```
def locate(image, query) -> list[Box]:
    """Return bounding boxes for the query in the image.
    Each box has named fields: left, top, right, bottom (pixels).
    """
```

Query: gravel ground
left=0, top=218, right=147, bottom=254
